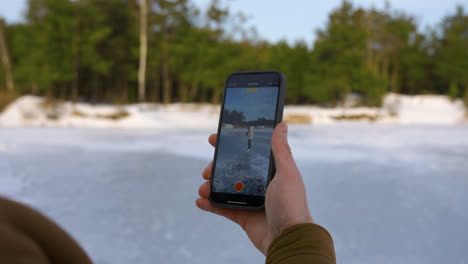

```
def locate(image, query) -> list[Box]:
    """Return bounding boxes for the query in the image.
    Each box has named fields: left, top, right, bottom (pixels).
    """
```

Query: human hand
left=196, top=123, right=313, bottom=255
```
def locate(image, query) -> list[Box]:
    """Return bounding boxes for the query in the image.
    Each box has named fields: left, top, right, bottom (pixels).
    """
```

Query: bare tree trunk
left=153, top=69, right=160, bottom=103
left=211, top=89, right=221, bottom=104
left=31, top=82, right=38, bottom=94
left=59, top=83, right=67, bottom=100
left=189, top=67, right=201, bottom=101
left=0, top=20, right=14, bottom=92
left=162, top=53, right=171, bottom=104
left=138, top=0, right=148, bottom=102
left=71, top=14, right=80, bottom=102
left=382, top=58, right=389, bottom=81
left=123, top=80, right=128, bottom=104
left=190, top=81, right=199, bottom=101
left=391, top=62, right=399, bottom=93
left=179, top=83, right=188, bottom=102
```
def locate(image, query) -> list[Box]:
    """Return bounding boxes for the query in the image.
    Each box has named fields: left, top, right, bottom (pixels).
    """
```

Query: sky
left=1, top=0, right=467, bottom=45
left=224, top=87, right=278, bottom=121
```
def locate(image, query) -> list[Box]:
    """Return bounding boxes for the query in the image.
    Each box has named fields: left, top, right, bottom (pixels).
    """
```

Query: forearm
left=266, top=223, right=336, bottom=264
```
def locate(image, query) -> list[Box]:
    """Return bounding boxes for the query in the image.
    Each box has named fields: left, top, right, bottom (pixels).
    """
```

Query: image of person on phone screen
left=247, top=125, right=254, bottom=152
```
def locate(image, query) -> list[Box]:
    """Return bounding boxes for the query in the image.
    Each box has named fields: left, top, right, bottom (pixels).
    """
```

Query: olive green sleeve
left=266, top=223, right=336, bottom=264
left=0, top=196, right=92, bottom=264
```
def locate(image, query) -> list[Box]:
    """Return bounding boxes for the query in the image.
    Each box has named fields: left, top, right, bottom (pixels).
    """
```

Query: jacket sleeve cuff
left=266, top=223, right=336, bottom=264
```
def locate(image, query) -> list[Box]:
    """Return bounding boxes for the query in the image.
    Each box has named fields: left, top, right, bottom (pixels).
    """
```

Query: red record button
left=234, top=181, right=244, bottom=192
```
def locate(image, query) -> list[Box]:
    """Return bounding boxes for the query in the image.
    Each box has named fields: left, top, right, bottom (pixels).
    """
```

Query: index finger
left=208, top=134, right=217, bottom=147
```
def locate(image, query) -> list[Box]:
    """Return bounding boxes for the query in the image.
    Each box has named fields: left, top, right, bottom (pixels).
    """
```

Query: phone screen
left=212, top=84, right=280, bottom=197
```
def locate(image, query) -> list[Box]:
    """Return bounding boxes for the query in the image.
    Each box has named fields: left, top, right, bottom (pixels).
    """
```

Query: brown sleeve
left=266, top=223, right=336, bottom=264
left=0, top=196, right=92, bottom=264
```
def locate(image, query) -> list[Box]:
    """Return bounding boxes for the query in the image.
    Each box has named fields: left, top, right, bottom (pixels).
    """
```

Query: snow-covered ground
left=1, top=124, right=467, bottom=264
left=0, top=93, right=466, bottom=128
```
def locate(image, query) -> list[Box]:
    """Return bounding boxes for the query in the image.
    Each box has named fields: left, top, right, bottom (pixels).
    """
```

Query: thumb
left=271, top=123, right=297, bottom=174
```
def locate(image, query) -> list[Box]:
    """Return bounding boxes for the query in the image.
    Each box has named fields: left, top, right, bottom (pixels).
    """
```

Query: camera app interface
left=213, top=86, right=279, bottom=196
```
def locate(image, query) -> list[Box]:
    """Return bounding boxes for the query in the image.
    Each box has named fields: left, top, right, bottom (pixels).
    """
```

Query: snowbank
left=283, top=93, right=466, bottom=125
left=0, top=93, right=466, bottom=128
left=382, top=93, right=466, bottom=125
left=0, top=96, right=219, bottom=129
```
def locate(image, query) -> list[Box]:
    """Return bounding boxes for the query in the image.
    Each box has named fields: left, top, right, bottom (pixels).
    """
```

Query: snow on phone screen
left=213, top=86, right=279, bottom=196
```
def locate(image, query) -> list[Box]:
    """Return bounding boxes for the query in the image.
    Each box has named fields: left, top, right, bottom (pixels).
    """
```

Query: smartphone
left=209, top=71, right=286, bottom=210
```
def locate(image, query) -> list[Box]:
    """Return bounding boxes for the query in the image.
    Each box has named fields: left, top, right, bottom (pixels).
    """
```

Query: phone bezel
left=209, top=71, right=286, bottom=210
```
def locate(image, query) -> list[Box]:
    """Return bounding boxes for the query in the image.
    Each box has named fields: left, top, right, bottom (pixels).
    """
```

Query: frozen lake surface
left=1, top=124, right=468, bottom=264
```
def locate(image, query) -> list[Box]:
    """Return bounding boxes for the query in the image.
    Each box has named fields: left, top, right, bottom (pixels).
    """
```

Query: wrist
left=264, top=214, right=314, bottom=255
left=280, top=213, right=314, bottom=235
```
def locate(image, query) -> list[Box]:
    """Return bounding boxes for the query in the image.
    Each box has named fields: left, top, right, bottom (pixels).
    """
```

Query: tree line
left=0, top=0, right=467, bottom=107
left=223, top=109, right=274, bottom=127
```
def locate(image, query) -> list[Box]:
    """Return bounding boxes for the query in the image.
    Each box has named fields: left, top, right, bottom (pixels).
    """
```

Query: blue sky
left=224, top=87, right=278, bottom=121
left=1, top=0, right=467, bottom=45
left=194, top=0, right=468, bottom=44
left=0, top=0, right=27, bottom=23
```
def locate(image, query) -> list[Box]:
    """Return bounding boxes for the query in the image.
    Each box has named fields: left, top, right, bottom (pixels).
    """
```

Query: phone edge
left=208, top=70, right=287, bottom=211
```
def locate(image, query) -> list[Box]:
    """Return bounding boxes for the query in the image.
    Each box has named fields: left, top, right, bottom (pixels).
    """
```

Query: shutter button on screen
left=234, top=182, right=244, bottom=192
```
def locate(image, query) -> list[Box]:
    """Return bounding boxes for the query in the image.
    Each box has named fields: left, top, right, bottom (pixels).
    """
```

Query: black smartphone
left=209, top=71, right=286, bottom=210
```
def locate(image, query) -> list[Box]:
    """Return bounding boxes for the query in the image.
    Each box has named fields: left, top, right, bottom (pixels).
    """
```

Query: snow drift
left=0, top=93, right=465, bottom=128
